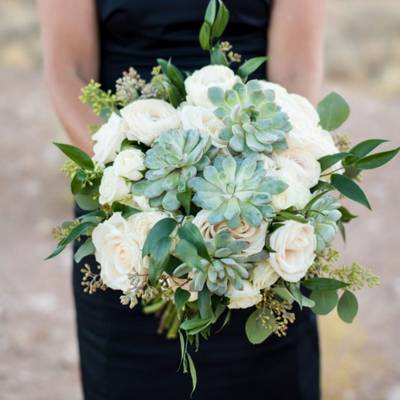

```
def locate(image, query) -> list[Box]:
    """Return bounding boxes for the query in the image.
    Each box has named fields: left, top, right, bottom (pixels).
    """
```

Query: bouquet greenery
left=48, top=0, right=399, bottom=390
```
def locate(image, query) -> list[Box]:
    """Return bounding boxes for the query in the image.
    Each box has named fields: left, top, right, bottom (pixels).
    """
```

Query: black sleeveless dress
left=73, top=1, right=320, bottom=399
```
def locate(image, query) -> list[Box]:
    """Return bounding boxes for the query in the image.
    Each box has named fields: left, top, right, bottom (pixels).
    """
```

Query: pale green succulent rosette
left=208, top=80, right=292, bottom=154
left=189, top=154, right=288, bottom=228
left=174, top=230, right=264, bottom=296
left=132, top=128, right=212, bottom=211
left=308, top=194, right=342, bottom=252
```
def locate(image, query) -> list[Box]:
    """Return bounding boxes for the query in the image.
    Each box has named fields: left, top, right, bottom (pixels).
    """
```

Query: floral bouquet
left=48, top=0, right=399, bottom=389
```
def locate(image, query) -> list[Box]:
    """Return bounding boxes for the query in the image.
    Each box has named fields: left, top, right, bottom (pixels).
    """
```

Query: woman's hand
left=267, top=0, right=326, bottom=104
left=38, top=0, right=100, bottom=154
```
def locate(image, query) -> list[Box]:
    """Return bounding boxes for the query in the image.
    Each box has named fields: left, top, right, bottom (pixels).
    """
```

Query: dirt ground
left=0, top=69, right=399, bottom=400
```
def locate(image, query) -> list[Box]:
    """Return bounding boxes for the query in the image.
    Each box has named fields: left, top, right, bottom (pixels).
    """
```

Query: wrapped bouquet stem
left=48, top=0, right=399, bottom=391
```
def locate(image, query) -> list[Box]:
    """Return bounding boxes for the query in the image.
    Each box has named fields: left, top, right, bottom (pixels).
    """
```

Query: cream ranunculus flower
left=92, top=213, right=145, bottom=292
left=227, top=282, right=262, bottom=309
left=121, top=99, right=181, bottom=146
left=269, top=220, right=317, bottom=282
left=268, top=168, right=311, bottom=211
left=180, top=104, right=226, bottom=147
left=273, top=148, right=321, bottom=189
left=192, top=210, right=268, bottom=256
left=252, top=261, right=279, bottom=290
left=114, top=148, right=146, bottom=181
left=92, top=113, right=127, bottom=166
left=99, top=166, right=130, bottom=205
left=185, top=65, right=239, bottom=108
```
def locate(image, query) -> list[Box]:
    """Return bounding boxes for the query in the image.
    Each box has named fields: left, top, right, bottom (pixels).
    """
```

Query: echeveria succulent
left=132, top=129, right=211, bottom=210
left=208, top=80, right=292, bottom=154
left=309, top=194, right=342, bottom=252
left=189, top=155, right=287, bottom=228
left=174, top=230, right=259, bottom=296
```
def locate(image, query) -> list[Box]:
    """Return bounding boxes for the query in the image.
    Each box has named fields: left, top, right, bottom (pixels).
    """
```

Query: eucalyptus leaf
left=75, top=193, right=99, bottom=211
left=310, top=289, right=338, bottom=315
left=73, top=237, right=95, bottom=263
left=237, top=57, right=268, bottom=80
left=317, top=92, right=350, bottom=131
left=178, top=222, right=210, bottom=261
left=142, top=217, right=177, bottom=257
left=331, top=173, right=371, bottom=209
left=337, top=290, right=358, bottom=323
left=71, top=170, right=87, bottom=195
left=198, top=288, right=212, bottom=319
left=175, top=288, right=191, bottom=311
left=54, top=142, right=94, bottom=170
left=245, top=308, right=275, bottom=344
left=303, top=277, right=348, bottom=291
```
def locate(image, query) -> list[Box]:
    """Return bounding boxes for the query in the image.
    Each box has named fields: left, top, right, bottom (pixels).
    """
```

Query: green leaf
left=75, top=193, right=99, bottom=211
left=331, top=173, right=371, bottom=209
left=210, top=46, right=228, bottom=66
left=198, top=288, right=212, bottom=319
left=245, top=308, right=276, bottom=344
left=277, top=211, right=308, bottom=224
left=317, top=92, right=350, bottom=131
left=355, top=147, right=400, bottom=170
left=54, top=143, right=94, bottom=170
left=272, top=287, right=295, bottom=303
left=350, top=139, right=388, bottom=159
left=112, top=202, right=140, bottom=218
left=337, top=290, right=358, bottom=323
left=177, top=189, right=192, bottom=215
left=204, top=0, right=217, bottom=25
left=178, top=223, right=210, bottom=261
left=303, top=277, right=348, bottom=291
left=318, top=152, right=349, bottom=172
left=211, top=0, right=229, bottom=37
left=289, top=283, right=303, bottom=309
left=73, top=237, right=95, bottom=263
left=199, top=22, right=211, bottom=50
left=148, top=237, right=172, bottom=285
left=166, top=61, right=186, bottom=96
left=175, top=288, right=191, bottom=311
left=187, top=353, right=197, bottom=395
left=46, top=222, right=93, bottom=260
left=337, top=220, right=346, bottom=242
left=310, top=289, right=338, bottom=315
left=71, top=170, right=87, bottom=195
left=338, top=206, right=357, bottom=223
left=180, top=317, right=211, bottom=331
left=142, top=218, right=177, bottom=257
left=175, top=239, right=199, bottom=262
left=237, top=57, right=268, bottom=81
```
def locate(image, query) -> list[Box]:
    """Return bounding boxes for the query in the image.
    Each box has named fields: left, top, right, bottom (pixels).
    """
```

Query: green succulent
left=208, top=80, right=292, bottom=154
left=309, top=194, right=342, bottom=252
left=132, top=129, right=211, bottom=211
left=189, top=155, right=287, bottom=228
left=174, top=231, right=261, bottom=296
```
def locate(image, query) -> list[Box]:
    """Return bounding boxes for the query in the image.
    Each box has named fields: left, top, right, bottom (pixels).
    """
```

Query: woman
left=39, top=1, right=325, bottom=399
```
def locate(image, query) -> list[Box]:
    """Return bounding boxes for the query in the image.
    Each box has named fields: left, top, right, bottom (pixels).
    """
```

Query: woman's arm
left=267, top=0, right=326, bottom=104
left=38, top=0, right=100, bottom=154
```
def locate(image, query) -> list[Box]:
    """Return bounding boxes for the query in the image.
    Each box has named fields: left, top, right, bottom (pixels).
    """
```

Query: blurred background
left=0, top=0, right=399, bottom=399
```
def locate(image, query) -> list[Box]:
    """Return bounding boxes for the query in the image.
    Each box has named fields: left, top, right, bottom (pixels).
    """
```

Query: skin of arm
left=38, top=0, right=100, bottom=154
left=267, top=0, right=326, bottom=104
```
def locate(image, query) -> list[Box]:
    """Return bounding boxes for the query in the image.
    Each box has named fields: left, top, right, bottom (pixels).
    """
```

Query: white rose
left=273, top=148, right=321, bottom=189
left=127, top=210, right=168, bottom=248
left=192, top=210, right=268, bottom=256
left=129, top=195, right=151, bottom=211
left=121, top=99, right=181, bottom=146
left=180, top=104, right=226, bottom=147
left=185, top=65, right=239, bottom=108
left=227, top=282, right=262, bottom=309
left=92, top=113, right=127, bottom=166
left=92, top=213, right=144, bottom=292
left=114, top=148, right=145, bottom=181
left=99, top=166, right=130, bottom=205
left=252, top=261, right=279, bottom=290
left=269, top=220, right=316, bottom=282
left=268, top=168, right=311, bottom=211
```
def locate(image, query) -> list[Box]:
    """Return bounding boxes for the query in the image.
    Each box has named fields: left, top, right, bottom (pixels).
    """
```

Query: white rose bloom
left=185, top=65, right=239, bottom=108
left=180, top=104, right=226, bottom=147
left=129, top=195, right=151, bottom=211
left=121, top=99, right=181, bottom=146
left=99, top=166, right=130, bottom=205
left=269, top=168, right=311, bottom=211
left=227, top=282, right=262, bottom=309
left=273, top=148, right=321, bottom=189
left=269, top=220, right=316, bottom=282
left=114, top=148, right=145, bottom=181
left=92, top=213, right=144, bottom=292
left=127, top=210, right=168, bottom=248
left=192, top=210, right=268, bottom=256
left=252, top=262, right=279, bottom=290
left=92, top=113, right=127, bottom=166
